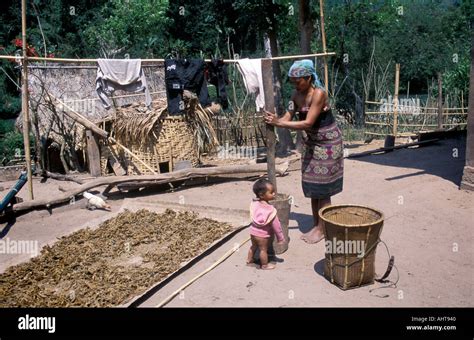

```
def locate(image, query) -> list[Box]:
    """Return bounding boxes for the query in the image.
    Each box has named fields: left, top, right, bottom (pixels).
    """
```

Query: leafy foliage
left=0, top=0, right=470, bottom=121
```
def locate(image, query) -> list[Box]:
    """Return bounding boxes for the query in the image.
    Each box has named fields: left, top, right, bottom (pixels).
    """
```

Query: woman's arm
left=264, top=89, right=326, bottom=130
left=273, top=93, right=296, bottom=123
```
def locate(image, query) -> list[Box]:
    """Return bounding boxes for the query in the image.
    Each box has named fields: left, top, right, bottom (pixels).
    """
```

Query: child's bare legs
left=246, top=236, right=258, bottom=266
left=301, top=197, right=331, bottom=244
left=247, top=235, right=275, bottom=269
left=255, top=236, right=275, bottom=270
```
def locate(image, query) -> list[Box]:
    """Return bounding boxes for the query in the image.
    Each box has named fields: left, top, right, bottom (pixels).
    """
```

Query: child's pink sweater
left=249, top=199, right=285, bottom=242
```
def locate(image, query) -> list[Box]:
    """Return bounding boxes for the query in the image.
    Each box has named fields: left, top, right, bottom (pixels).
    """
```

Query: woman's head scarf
left=288, top=59, right=323, bottom=88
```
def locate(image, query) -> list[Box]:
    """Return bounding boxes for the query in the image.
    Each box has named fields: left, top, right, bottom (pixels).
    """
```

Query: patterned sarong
left=301, top=120, right=344, bottom=199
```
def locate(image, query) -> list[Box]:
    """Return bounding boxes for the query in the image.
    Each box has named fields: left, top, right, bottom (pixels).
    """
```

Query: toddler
left=247, top=178, right=285, bottom=270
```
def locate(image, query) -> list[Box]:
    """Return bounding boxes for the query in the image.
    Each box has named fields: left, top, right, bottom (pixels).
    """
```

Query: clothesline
left=60, top=90, right=167, bottom=103
left=0, top=51, right=336, bottom=64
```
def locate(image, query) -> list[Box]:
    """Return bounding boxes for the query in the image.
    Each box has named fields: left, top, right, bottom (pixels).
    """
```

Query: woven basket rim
left=318, top=204, right=384, bottom=227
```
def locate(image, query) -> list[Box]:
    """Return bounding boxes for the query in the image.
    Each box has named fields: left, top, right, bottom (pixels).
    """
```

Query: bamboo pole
left=319, top=0, right=329, bottom=92
left=437, top=73, right=443, bottom=129
left=109, top=138, right=158, bottom=175
left=45, top=90, right=108, bottom=138
left=21, top=0, right=33, bottom=200
left=393, top=64, right=400, bottom=137
left=0, top=52, right=336, bottom=63
left=155, top=236, right=251, bottom=308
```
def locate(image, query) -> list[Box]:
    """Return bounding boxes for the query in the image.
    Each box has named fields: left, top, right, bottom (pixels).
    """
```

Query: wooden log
left=12, top=162, right=289, bottom=213
left=346, top=139, right=439, bottom=159
left=86, top=130, right=101, bottom=177
left=418, top=127, right=462, bottom=142
left=41, top=171, right=84, bottom=184
left=261, top=58, right=278, bottom=193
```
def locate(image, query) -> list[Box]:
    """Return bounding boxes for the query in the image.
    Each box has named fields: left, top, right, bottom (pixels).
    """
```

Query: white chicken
left=83, top=192, right=111, bottom=211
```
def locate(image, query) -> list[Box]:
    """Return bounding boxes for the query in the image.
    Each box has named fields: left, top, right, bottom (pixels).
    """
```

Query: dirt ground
left=1, top=137, right=473, bottom=307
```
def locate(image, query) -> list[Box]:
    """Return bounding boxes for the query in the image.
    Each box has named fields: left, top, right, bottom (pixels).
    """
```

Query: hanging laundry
left=96, top=59, right=151, bottom=109
left=206, top=59, right=230, bottom=109
left=236, top=58, right=265, bottom=111
left=165, top=59, right=211, bottom=115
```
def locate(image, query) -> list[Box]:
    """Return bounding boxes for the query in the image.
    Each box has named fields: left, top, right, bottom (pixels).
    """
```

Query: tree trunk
left=59, top=141, right=70, bottom=174
left=296, top=0, right=314, bottom=152
left=264, top=32, right=295, bottom=155
left=298, top=0, right=313, bottom=54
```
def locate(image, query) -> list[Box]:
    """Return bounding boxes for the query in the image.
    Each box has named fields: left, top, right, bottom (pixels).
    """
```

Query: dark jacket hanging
left=165, top=59, right=211, bottom=115
left=206, top=59, right=230, bottom=109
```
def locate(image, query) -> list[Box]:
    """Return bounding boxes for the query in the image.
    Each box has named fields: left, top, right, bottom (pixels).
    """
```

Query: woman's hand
left=264, top=110, right=280, bottom=127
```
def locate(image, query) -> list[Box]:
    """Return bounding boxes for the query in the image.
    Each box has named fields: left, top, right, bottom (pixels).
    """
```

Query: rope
left=155, top=236, right=251, bottom=308
left=369, top=239, right=399, bottom=297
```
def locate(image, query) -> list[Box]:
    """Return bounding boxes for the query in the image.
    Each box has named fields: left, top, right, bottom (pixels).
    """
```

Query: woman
left=264, top=59, right=344, bottom=244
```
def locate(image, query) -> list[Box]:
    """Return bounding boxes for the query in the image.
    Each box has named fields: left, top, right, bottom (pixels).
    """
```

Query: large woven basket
left=101, top=115, right=199, bottom=175
left=319, top=204, right=384, bottom=290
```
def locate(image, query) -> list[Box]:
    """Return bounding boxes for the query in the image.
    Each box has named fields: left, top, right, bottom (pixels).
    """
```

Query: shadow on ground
left=350, top=136, right=466, bottom=186
left=289, top=211, right=313, bottom=233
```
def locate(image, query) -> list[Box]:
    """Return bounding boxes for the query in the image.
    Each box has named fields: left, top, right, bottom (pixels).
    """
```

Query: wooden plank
left=86, top=130, right=101, bottom=177
left=108, top=148, right=127, bottom=176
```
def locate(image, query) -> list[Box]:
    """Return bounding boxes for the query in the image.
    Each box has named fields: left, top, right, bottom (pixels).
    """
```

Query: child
left=247, top=178, right=285, bottom=270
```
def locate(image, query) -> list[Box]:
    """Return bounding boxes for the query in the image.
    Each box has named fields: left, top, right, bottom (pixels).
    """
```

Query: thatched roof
left=113, top=91, right=220, bottom=154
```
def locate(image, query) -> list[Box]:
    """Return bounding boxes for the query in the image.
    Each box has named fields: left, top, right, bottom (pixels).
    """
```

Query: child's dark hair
left=253, top=178, right=272, bottom=198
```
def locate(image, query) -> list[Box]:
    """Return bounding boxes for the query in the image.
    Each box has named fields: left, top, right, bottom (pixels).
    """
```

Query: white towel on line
left=236, top=58, right=265, bottom=111
left=96, top=59, right=152, bottom=109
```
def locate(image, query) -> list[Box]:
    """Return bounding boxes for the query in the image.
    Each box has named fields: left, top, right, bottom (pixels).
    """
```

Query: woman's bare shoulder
left=311, top=88, right=329, bottom=106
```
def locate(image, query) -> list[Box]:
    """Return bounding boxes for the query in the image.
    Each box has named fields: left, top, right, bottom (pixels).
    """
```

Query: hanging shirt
left=236, top=58, right=265, bottom=111
left=165, top=59, right=211, bottom=115
left=96, top=59, right=151, bottom=109
left=206, top=59, right=230, bottom=109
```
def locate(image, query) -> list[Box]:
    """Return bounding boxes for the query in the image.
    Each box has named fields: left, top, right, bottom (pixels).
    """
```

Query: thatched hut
left=18, top=62, right=219, bottom=175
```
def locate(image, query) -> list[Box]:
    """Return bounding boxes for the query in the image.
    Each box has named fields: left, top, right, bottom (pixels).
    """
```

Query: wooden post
left=393, top=63, right=400, bottom=137
left=460, top=33, right=474, bottom=191
left=21, top=0, right=33, bottom=200
left=261, top=58, right=277, bottom=193
left=86, top=130, right=101, bottom=177
left=319, top=0, right=329, bottom=92
left=437, top=72, right=443, bottom=129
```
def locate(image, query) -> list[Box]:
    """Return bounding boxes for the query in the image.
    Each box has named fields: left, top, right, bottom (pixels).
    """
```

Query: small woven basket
left=319, top=204, right=384, bottom=290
